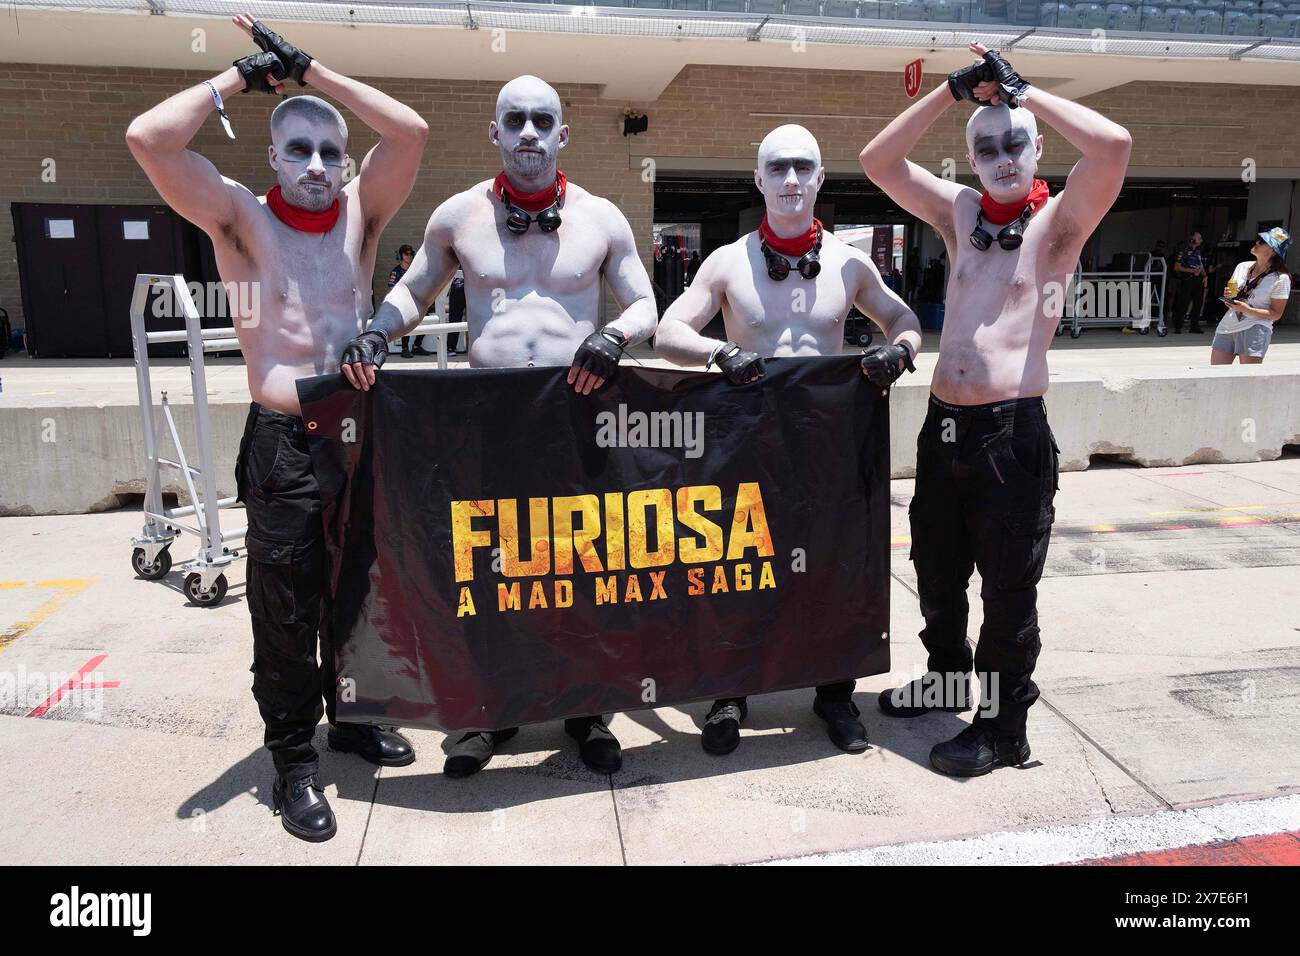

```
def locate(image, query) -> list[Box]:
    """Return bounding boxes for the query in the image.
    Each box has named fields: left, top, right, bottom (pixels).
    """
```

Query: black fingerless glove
left=948, top=60, right=993, bottom=104
left=861, top=343, right=916, bottom=388
left=235, top=51, right=287, bottom=95
left=572, top=327, right=626, bottom=383
left=710, top=341, right=765, bottom=385
left=981, top=49, right=1031, bottom=108
left=340, top=330, right=390, bottom=370
left=251, top=20, right=314, bottom=87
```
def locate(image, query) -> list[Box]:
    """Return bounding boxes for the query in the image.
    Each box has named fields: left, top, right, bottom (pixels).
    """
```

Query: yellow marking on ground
left=0, top=581, right=28, bottom=590
left=1088, top=524, right=1118, bottom=533
left=1151, top=501, right=1300, bottom=516
left=1212, top=514, right=1300, bottom=526
left=30, top=391, right=56, bottom=396
left=0, top=579, right=94, bottom=652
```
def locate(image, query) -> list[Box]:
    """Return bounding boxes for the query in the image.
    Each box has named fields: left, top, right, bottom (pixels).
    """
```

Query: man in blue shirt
left=1171, top=231, right=1205, bottom=333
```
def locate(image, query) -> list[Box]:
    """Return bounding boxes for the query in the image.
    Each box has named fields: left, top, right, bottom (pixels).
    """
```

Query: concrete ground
left=2, top=326, right=1298, bottom=407
left=1, top=457, right=1297, bottom=865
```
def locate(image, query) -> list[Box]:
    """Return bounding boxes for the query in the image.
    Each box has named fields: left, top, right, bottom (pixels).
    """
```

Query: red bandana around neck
left=759, top=215, right=822, bottom=257
left=494, top=170, right=567, bottom=212
left=980, top=179, right=1050, bottom=226
left=265, top=185, right=340, bottom=233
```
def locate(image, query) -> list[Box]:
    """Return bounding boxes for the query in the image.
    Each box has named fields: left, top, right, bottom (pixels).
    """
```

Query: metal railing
left=14, top=0, right=1300, bottom=51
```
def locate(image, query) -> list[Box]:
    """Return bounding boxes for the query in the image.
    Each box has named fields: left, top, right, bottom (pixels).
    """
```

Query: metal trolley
left=1056, top=254, right=1168, bottom=339
left=128, top=273, right=465, bottom=606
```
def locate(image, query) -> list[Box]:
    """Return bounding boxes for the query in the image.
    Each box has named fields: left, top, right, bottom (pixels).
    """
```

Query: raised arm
left=125, top=66, right=265, bottom=240
left=340, top=199, right=459, bottom=390
left=1023, top=89, right=1130, bottom=252
left=859, top=83, right=978, bottom=241
left=307, top=64, right=427, bottom=229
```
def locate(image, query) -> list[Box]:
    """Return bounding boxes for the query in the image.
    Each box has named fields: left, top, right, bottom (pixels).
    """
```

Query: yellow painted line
left=1151, top=501, right=1300, bottom=516
left=30, top=391, right=56, bottom=396
left=1213, top=514, right=1300, bottom=526
left=0, top=579, right=94, bottom=652
left=0, top=581, right=28, bottom=590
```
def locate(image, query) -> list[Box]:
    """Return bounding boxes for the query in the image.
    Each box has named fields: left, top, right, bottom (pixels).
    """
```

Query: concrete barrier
left=3, top=364, right=1299, bottom=515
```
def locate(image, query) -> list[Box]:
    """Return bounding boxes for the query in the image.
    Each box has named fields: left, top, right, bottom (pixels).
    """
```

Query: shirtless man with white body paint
left=654, top=123, right=922, bottom=757
left=340, top=74, right=658, bottom=778
left=860, top=42, right=1131, bottom=777
left=128, top=14, right=428, bottom=841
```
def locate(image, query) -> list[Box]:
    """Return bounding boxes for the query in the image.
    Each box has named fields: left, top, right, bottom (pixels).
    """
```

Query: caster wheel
left=132, top=546, right=171, bottom=580
left=184, top=572, right=228, bottom=607
left=856, top=333, right=871, bottom=347
left=1070, top=328, right=1082, bottom=339
left=1156, top=327, right=1168, bottom=337
left=1054, top=324, right=1064, bottom=337
left=1138, top=326, right=1150, bottom=335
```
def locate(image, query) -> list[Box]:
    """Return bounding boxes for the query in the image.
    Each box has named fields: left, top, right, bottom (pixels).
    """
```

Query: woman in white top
left=1210, top=227, right=1292, bottom=365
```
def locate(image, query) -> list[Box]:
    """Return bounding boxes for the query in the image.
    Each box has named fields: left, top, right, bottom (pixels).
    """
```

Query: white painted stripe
left=761, top=793, right=1300, bottom=866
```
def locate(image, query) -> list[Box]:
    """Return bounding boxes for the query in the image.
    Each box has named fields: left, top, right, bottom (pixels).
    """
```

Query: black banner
left=297, top=356, right=890, bottom=732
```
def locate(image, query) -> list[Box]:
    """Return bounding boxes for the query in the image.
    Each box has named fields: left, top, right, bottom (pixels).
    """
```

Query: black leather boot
left=272, top=773, right=337, bottom=842
left=929, top=724, right=1031, bottom=777
left=443, top=728, right=518, bottom=778
left=877, top=672, right=971, bottom=718
left=327, top=722, right=415, bottom=767
left=565, top=716, right=622, bottom=773
left=701, top=698, right=747, bottom=756
left=813, top=696, right=869, bottom=753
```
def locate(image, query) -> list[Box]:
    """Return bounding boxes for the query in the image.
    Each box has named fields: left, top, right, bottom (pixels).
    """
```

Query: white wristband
left=204, top=80, right=236, bottom=140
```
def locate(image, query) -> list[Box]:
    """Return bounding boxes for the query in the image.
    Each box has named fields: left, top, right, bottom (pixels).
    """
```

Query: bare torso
left=220, top=184, right=376, bottom=415
left=933, top=192, right=1072, bottom=405
left=715, top=231, right=867, bottom=357
left=448, top=179, right=612, bottom=368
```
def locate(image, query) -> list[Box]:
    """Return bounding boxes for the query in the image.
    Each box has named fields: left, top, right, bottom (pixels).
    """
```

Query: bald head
left=496, top=75, right=562, bottom=125
left=268, top=94, right=349, bottom=213
left=757, top=124, right=822, bottom=169
left=965, top=104, right=1042, bottom=203
left=272, top=94, right=348, bottom=142
left=755, top=124, right=824, bottom=223
left=491, top=75, right=567, bottom=183
left=965, top=104, right=1038, bottom=154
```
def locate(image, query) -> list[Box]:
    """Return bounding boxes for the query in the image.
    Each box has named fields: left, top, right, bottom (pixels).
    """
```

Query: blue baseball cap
left=1258, top=226, right=1291, bottom=259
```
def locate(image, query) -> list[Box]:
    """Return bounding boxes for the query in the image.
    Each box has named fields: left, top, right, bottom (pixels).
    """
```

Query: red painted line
left=25, top=654, right=109, bottom=718
left=1077, top=830, right=1300, bottom=866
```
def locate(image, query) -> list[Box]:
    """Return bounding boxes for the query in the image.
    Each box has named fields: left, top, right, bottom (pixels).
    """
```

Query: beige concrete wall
left=4, top=364, right=1298, bottom=515
left=3, top=61, right=1299, bottom=327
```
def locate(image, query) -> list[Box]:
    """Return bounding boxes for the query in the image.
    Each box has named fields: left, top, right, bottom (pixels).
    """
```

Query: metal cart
left=1057, top=254, right=1168, bottom=339
left=128, top=273, right=466, bottom=606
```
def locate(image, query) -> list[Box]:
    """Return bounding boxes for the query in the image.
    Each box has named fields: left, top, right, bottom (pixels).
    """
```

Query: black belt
left=250, top=401, right=306, bottom=434
left=927, top=393, right=1047, bottom=425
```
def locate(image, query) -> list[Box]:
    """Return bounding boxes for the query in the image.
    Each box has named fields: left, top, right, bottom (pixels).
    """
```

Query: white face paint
left=489, top=76, right=568, bottom=184
left=754, top=125, right=824, bottom=226
left=268, top=114, right=348, bottom=212
left=966, top=106, right=1042, bottom=205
